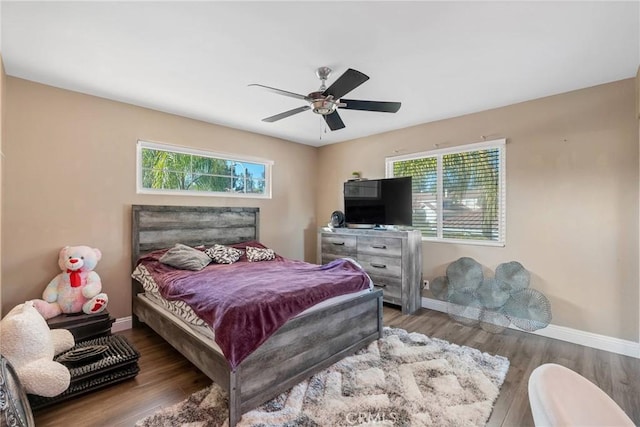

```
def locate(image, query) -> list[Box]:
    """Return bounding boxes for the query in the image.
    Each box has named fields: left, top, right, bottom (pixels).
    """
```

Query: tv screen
left=344, top=177, right=412, bottom=227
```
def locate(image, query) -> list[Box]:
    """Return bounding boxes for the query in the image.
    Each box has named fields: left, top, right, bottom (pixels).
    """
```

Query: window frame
left=136, top=140, right=273, bottom=199
left=386, top=139, right=506, bottom=246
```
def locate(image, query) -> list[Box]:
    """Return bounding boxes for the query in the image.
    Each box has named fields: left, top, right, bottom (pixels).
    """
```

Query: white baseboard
left=111, top=316, right=132, bottom=333
left=421, top=297, right=640, bottom=359
left=111, top=299, right=640, bottom=359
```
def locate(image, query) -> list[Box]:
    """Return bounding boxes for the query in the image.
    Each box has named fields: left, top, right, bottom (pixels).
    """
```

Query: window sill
left=421, top=237, right=505, bottom=247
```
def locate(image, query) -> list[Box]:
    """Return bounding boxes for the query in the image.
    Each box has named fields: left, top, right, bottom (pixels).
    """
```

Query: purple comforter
left=137, top=243, right=371, bottom=370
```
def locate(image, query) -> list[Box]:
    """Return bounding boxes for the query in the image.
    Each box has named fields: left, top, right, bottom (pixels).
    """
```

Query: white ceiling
left=1, top=1, right=639, bottom=147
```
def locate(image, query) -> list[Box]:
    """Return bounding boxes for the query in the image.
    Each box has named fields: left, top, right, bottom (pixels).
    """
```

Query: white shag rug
left=136, top=327, right=510, bottom=427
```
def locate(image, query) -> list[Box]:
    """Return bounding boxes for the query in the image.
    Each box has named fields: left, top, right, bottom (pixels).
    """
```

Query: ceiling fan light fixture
left=309, top=91, right=337, bottom=115
left=311, top=99, right=337, bottom=115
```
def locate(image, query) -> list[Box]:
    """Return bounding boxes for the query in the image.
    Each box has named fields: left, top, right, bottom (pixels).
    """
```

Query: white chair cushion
left=528, top=363, right=634, bottom=426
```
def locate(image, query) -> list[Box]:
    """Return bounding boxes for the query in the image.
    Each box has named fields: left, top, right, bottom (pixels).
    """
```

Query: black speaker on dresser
left=330, top=210, right=345, bottom=228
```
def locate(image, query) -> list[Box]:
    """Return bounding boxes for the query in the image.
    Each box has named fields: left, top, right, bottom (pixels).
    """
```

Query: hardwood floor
left=385, top=308, right=639, bottom=426
left=33, top=306, right=640, bottom=426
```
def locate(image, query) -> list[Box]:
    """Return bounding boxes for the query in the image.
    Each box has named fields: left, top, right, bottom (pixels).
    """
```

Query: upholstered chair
left=528, top=363, right=634, bottom=426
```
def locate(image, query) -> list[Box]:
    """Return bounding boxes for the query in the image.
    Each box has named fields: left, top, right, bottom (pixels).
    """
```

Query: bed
left=130, top=205, right=384, bottom=426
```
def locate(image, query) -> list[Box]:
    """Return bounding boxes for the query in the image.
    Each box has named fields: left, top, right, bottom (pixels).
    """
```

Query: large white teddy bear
left=33, top=245, right=109, bottom=320
left=0, top=301, right=75, bottom=397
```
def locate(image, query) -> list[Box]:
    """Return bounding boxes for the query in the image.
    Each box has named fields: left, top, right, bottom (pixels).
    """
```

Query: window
left=137, top=140, right=272, bottom=198
left=386, top=139, right=505, bottom=245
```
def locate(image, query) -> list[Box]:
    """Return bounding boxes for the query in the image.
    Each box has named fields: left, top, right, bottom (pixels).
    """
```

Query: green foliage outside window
left=140, top=144, right=268, bottom=196
left=393, top=157, right=438, bottom=237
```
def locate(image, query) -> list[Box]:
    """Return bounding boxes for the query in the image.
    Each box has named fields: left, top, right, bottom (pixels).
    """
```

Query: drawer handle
left=374, top=284, right=387, bottom=288
left=370, top=263, right=387, bottom=269
left=372, top=245, right=387, bottom=249
left=332, top=242, right=345, bottom=246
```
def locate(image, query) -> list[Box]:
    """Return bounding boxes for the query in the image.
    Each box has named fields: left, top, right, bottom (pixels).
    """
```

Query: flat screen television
left=344, top=177, right=412, bottom=228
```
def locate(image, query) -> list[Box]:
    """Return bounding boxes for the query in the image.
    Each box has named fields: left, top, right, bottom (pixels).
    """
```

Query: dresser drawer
left=321, top=234, right=357, bottom=257
left=321, top=253, right=349, bottom=264
left=357, top=236, right=402, bottom=257
left=369, top=274, right=402, bottom=304
left=358, top=254, right=402, bottom=278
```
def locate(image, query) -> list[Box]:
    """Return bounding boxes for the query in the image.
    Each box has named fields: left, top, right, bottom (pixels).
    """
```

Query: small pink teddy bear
left=33, top=245, right=108, bottom=320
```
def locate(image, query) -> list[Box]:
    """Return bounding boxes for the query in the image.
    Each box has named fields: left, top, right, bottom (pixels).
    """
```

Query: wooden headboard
left=131, top=205, right=260, bottom=267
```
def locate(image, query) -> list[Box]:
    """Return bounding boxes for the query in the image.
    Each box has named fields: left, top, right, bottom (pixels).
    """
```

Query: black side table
left=47, top=311, right=115, bottom=342
left=28, top=335, right=140, bottom=411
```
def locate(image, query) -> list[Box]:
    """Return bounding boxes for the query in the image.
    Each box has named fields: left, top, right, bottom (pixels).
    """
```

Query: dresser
left=318, top=228, right=423, bottom=314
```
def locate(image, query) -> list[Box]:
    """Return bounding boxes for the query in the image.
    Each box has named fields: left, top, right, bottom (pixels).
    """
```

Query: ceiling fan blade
left=323, top=111, right=346, bottom=131
left=340, top=99, right=402, bottom=113
left=249, top=84, right=310, bottom=101
left=262, top=106, right=311, bottom=123
left=322, top=68, right=369, bottom=99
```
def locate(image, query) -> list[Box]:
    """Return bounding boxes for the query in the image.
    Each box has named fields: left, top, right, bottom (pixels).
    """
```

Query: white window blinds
left=386, top=139, right=505, bottom=245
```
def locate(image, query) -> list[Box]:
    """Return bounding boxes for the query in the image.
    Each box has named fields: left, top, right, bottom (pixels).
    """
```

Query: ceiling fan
left=249, top=67, right=401, bottom=131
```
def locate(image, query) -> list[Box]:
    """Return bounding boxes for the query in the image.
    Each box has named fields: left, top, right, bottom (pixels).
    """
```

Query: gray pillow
left=159, top=243, right=212, bottom=270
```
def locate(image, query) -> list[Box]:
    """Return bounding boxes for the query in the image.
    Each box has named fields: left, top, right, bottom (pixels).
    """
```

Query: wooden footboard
left=133, top=289, right=383, bottom=426
left=237, top=289, right=383, bottom=413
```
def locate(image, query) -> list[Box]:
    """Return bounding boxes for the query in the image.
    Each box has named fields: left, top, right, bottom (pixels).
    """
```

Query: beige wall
left=0, top=56, right=5, bottom=318
left=637, top=67, right=640, bottom=344
left=318, top=79, right=639, bottom=341
left=2, top=77, right=318, bottom=318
